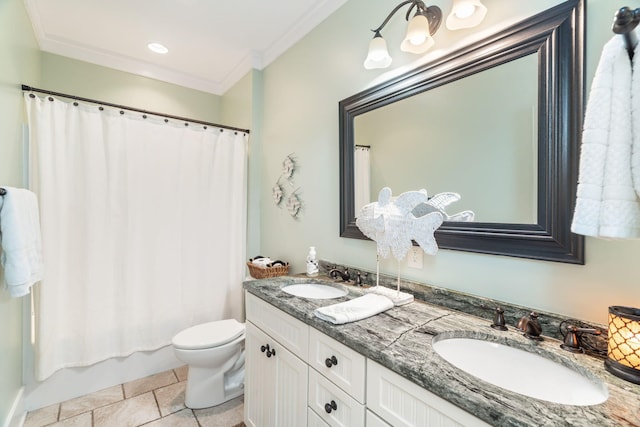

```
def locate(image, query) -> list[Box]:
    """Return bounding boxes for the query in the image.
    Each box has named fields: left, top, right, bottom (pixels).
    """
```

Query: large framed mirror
left=339, top=0, right=584, bottom=264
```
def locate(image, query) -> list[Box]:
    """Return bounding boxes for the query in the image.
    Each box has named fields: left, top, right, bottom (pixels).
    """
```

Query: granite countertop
left=243, top=276, right=640, bottom=427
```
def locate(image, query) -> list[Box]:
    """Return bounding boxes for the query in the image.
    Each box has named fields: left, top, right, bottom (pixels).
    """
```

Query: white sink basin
left=281, top=283, right=348, bottom=300
left=432, top=337, right=608, bottom=406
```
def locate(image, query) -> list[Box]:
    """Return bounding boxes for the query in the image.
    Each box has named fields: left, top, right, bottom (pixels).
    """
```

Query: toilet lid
left=172, top=319, right=244, bottom=350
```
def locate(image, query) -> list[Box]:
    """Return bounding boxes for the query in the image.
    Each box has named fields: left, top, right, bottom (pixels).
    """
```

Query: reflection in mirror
left=340, top=0, right=584, bottom=264
left=355, top=54, right=538, bottom=224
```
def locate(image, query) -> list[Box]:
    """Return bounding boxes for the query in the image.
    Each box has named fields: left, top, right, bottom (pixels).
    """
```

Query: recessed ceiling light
left=148, top=43, right=168, bottom=54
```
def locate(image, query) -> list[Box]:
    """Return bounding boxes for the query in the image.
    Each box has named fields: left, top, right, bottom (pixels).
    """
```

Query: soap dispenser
left=306, top=246, right=319, bottom=277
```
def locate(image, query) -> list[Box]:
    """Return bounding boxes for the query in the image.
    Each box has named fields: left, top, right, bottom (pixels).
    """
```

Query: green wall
left=258, top=0, right=640, bottom=325
left=40, top=53, right=222, bottom=123
left=221, top=70, right=264, bottom=259
left=0, top=0, right=40, bottom=422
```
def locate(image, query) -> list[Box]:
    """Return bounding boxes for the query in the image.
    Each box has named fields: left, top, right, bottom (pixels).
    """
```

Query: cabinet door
left=274, top=337, right=308, bottom=427
left=367, top=360, right=491, bottom=427
left=245, top=321, right=276, bottom=427
left=245, top=321, right=308, bottom=427
left=246, top=292, right=309, bottom=360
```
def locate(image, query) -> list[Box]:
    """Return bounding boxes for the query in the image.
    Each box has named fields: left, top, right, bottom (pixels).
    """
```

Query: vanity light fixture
left=364, top=0, right=487, bottom=69
left=148, top=42, right=169, bottom=54
left=605, top=306, right=640, bottom=384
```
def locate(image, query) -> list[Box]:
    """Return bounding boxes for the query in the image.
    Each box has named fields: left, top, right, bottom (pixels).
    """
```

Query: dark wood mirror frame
left=339, top=0, right=584, bottom=264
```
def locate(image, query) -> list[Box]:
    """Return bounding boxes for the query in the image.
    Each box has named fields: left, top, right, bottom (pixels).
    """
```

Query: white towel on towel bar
left=314, top=293, right=394, bottom=325
left=631, top=33, right=640, bottom=198
left=571, top=34, right=640, bottom=238
left=0, top=187, right=44, bottom=297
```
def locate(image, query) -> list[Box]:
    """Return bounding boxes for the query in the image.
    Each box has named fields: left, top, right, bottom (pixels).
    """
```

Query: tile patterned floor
left=23, top=366, right=245, bottom=427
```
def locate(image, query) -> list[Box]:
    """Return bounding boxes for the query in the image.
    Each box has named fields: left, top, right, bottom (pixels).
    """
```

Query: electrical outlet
left=407, top=247, right=423, bottom=269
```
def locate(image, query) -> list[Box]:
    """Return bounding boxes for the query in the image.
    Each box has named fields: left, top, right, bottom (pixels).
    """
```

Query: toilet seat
left=172, top=319, right=244, bottom=350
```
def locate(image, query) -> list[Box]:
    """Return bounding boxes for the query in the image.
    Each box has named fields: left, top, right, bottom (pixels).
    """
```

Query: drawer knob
left=325, top=355, right=338, bottom=368
left=324, top=400, right=337, bottom=414
left=260, top=344, right=276, bottom=358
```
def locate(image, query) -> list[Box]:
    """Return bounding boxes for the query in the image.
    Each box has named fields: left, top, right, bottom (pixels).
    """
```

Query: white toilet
left=172, top=318, right=245, bottom=409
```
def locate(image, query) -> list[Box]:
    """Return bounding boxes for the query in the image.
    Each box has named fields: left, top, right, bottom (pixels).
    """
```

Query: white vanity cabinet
left=245, top=294, right=309, bottom=427
left=245, top=291, right=490, bottom=427
left=367, top=360, right=492, bottom=427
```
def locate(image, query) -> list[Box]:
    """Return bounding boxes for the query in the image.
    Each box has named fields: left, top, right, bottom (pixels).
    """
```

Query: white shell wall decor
left=286, top=189, right=303, bottom=218
left=272, top=153, right=304, bottom=218
left=282, top=154, right=296, bottom=179
left=272, top=182, right=284, bottom=206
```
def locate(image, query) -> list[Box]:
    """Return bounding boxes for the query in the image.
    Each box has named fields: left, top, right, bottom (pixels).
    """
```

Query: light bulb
left=446, top=0, right=487, bottom=30
left=409, top=34, right=427, bottom=46
left=401, top=14, right=433, bottom=54
left=454, top=3, right=475, bottom=19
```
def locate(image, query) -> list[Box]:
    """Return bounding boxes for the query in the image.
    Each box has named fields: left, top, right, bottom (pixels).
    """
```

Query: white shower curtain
left=354, top=145, right=371, bottom=214
left=25, top=93, right=248, bottom=381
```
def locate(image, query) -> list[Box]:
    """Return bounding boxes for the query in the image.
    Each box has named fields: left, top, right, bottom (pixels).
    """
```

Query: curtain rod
left=21, top=84, right=250, bottom=134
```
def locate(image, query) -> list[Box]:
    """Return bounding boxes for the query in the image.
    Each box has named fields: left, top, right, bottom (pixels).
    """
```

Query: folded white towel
left=0, top=187, right=44, bottom=297
left=251, top=257, right=272, bottom=267
left=366, top=285, right=414, bottom=306
left=314, top=293, right=394, bottom=325
left=572, top=34, right=640, bottom=238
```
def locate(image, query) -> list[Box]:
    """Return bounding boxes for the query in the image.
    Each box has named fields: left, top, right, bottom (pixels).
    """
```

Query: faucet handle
left=560, top=325, right=602, bottom=353
left=479, top=305, right=508, bottom=331
left=518, top=312, right=543, bottom=341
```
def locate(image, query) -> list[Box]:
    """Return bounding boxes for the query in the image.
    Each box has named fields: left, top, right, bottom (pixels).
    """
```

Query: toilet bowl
left=172, top=318, right=245, bottom=409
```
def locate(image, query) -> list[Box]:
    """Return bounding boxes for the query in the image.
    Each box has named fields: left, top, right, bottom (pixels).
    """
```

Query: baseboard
left=25, top=346, right=180, bottom=411
left=3, top=387, right=25, bottom=427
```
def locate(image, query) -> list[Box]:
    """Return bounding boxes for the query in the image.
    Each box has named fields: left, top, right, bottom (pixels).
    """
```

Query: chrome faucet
left=517, top=312, right=543, bottom=341
left=329, top=268, right=351, bottom=282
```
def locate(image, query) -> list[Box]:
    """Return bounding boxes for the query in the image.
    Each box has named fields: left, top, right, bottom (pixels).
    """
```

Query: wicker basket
left=247, top=261, right=289, bottom=279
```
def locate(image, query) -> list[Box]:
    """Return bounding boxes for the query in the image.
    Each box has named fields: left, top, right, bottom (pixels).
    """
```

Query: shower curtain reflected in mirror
left=25, top=93, right=248, bottom=381
left=354, top=145, right=371, bottom=215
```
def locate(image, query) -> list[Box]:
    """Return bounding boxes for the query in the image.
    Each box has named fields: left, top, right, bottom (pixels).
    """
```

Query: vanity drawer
left=366, top=410, right=391, bottom=427
left=309, top=327, right=366, bottom=403
left=308, top=407, right=330, bottom=427
left=309, top=368, right=365, bottom=427
left=245, top=292, right=309, bottom=360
